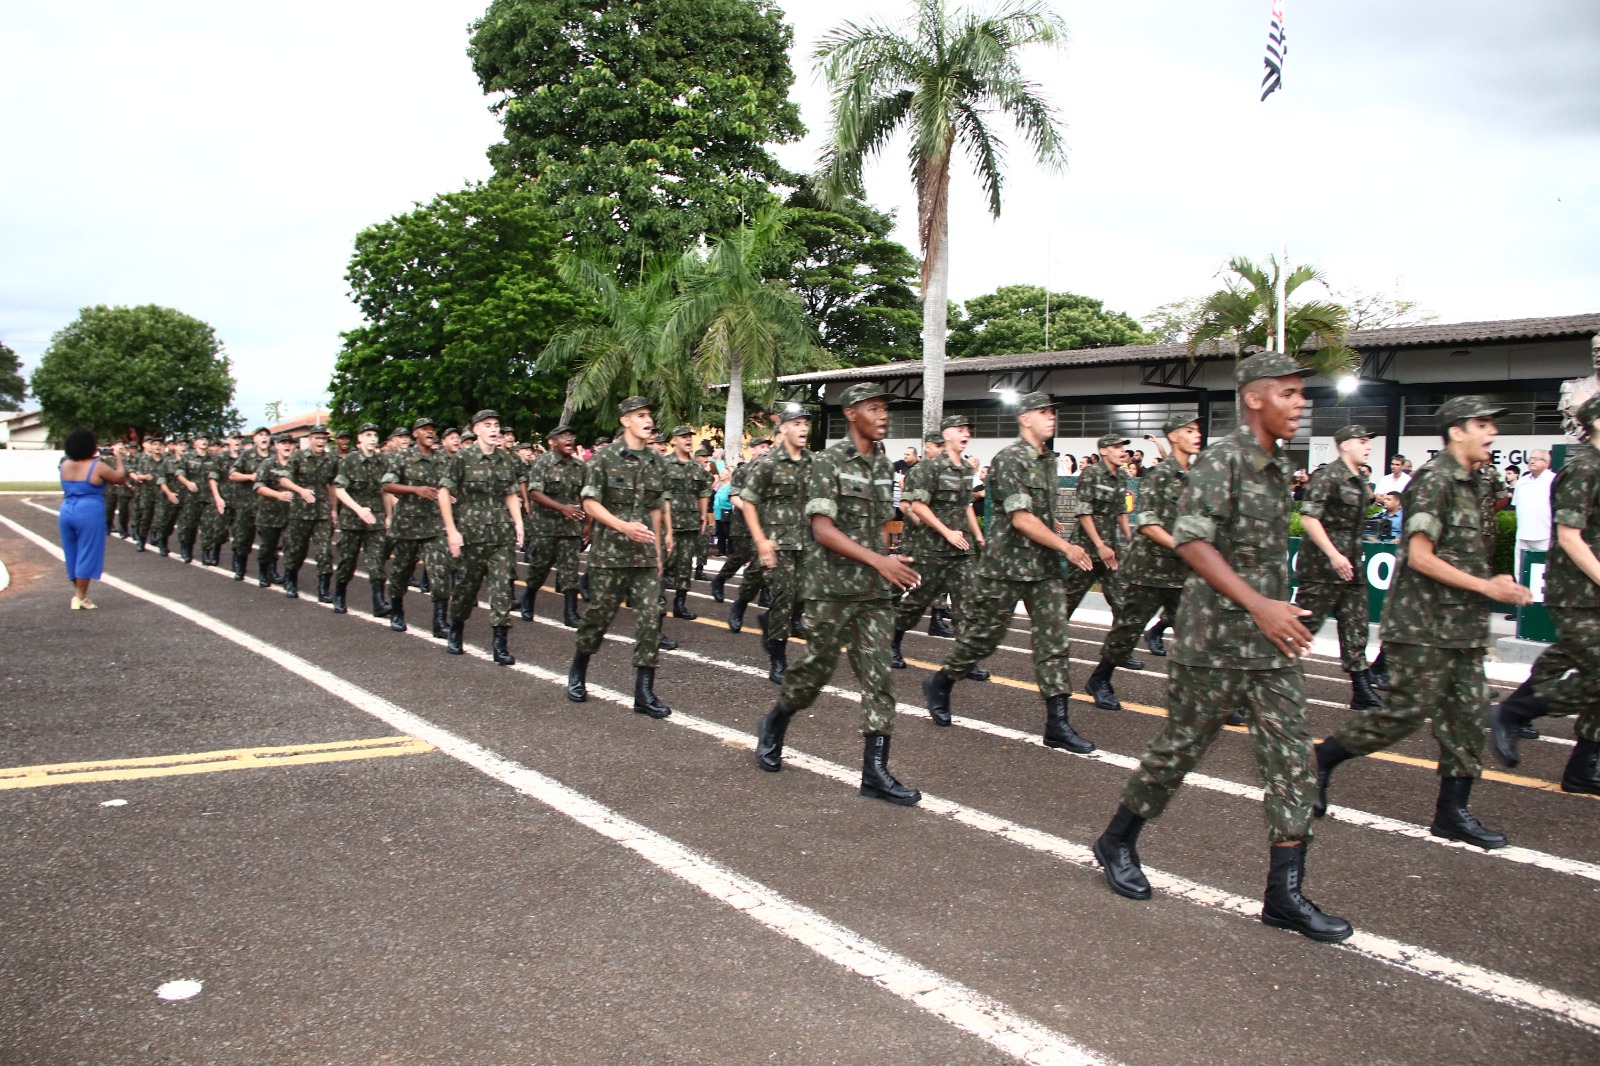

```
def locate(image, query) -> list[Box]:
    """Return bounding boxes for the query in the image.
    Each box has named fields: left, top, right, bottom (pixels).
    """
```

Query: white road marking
left=0, top=510, right=1112, bottom=1066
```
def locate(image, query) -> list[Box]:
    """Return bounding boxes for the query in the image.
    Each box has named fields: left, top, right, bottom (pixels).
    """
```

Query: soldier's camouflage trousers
left=1333, top=642, right=1488, bottom=778
left=201, top=498, right=230, bottom=552
left=256, top=524, right=286, bottom=569
left=133, top=488, right=158, bottom=540
left=231, top=499, right=260, bottom=561
left=1062, top=548, right=1124, bottom=619
left=691, top=528, right=709, bottom=570
left=943, top=576, right=1072, bottom=697
left=577, top=566, right=664, bottom=668
left=1099, top=582, right=1183, bottom=668
left=666, top=527, right=702, bottom=591
left=388, top=536, right=448, bottom=604
left=449, top=539, right=515, bottom=627
left=1123, top=662, right=1315, bottom=843
left=752, top=550, right=801, bottom=649
left=174, top=493, right=206, bottom=550
left=1295, top=580, right=1369, bottom=673
left=721, top=535, right=755, bottom=584
left=152, top=493, right=181, bottom=540
left=894, top=553, right=972, bottom=633
left=1529, top=607, right=1600, bottom=742
left=526, top=535, right=581, bottom=593
left=778, top=598, right=898, bottom=736
left=104, top=491, right=130, bottom=533
left=282, top=515, right=333, bottom=576
left=334, top=525, right=388, bottom=587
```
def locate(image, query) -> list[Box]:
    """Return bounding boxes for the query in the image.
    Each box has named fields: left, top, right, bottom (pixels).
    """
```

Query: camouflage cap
left=940, top=413, right=973, bottom=430
left=1097, top=432, right=1132, bottom=448
left=1235, top=350, right=1304, bottom=387
left=440, top=426, right=461, bottom=439
left=1016, top=391, right=1055, bottom=413
left=469, top=409, right=498, bottom=426
left=389, top=426, right=410, bottom=439
left=670, top=424, right=694, bottom=437
left=777, top=405, right=812, bottom=425
left=1574, top=393, right=1600, bottom=428
left=1435, top=395, right=1508, bottom=429
left=271, top=432, right=294, bottom=444
left=1334, top=424, right=1375, bottom=443
left=653, top=431, right=672, bottom=445
left=411, top=417, right=435, bottom=432
left=838, top=382, right=891, bottom=408
left=307, top=425, right=330, bottom=437
left=461, top=431, right=476, bottom=443
left=547, top=423, right=575, bottom=438
left=595, top=436, right=612, bottom=445
left=1163, top=411, right=1200, bottom=433
left=250, top=426, right=270, bottom=436
left=694, top=442, right=714, bottom=455
left=358, top=422, right=380, bottom=434
left=617, top=396, right=652, bottom=416
left=750, top=436, right=773, bottom=450
left=923, top=433, right=943, bottom=445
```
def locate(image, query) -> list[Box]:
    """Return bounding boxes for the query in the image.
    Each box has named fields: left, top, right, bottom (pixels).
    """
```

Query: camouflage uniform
left=172, top=446, right=209, bottom=557
left=1526, top=442, right=1600, bottom=737
left=439, top=444, right=522, bottom=627
left=893, top=450, right=977, bottom=634
left=382, top=445, right=450, bottom=606
left=151, top=451, right=183, bottom=544
left=1475, top=462, right=1511, bottom=557
left=1097, top=453, right=1189, bottom=670
left=132, top=448, right=160, bottom=544
left=715, top=456, right=763, bottom=597
left=525, top=448, right=586, bottom=594
left=740, top=442, right=812, bottom=651
left=333, top=446, right=390, bottom=589
left=252, top=454, right=295, bottom=578
left=576, top=439, right=669, bottom=667
left=229, top=445, right=273, bottom=568
left=104, top=460, right=131, bottom=535
left=663, top=451, right=713, bottom=591
left=201, top=449, right=236, bottom=559
left=281, top=445, right=339, bottom=581
left=1122, top=423, right=1316, bottom=844
left=1296, top=457, right=1372, bottom=673
left=1061, top=453, right=1128, bottom=618
left=776, top=435, right=900, bottom=735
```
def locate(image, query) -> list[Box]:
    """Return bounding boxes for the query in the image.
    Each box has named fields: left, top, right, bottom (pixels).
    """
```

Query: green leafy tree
left=1189, top=255, right=1357, bottom=379
left=469, top=0, right=804, bottom=265
left=775, top=185, right=922, bottom=366
left=1139, top=297, right=1204, bottom=345
left=815, top=0, right=1067, bottom=434
left=0, top=341, right=26, bottom=410
left=664, top=209, right=822, bottom=460
left=329, top=181, right=579, bottom=435
left=1336, top=287, right=1438, bottom=332
left=30, top=305, right=238, bottom=442
left=946, top=285, right=1148, bottom=358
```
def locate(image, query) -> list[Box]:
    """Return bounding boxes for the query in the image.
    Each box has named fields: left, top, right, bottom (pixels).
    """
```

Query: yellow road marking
left=0, top=736, right=435, bottom=790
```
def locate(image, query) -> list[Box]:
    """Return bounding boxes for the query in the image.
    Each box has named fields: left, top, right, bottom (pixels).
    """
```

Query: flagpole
left=1274, top=0, right=1288, bottom=355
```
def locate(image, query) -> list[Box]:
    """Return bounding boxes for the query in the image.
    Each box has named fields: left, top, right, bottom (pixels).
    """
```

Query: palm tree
left=815, top=0, right=1067, bottom=436
left=664, top=209, right=821, bottom=461
left=1189, top=255, right=1357, bottom=379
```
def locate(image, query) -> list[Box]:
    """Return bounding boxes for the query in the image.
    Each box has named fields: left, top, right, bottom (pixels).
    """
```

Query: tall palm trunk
left=560, top=377, right=579, bottom=426
left=919, top=151, right=952, bottom=438
left=724, top=352, right=745, bottom=462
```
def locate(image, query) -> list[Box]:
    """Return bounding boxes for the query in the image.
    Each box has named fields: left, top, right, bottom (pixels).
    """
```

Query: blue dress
left=59, top=460, right=107, bottom=580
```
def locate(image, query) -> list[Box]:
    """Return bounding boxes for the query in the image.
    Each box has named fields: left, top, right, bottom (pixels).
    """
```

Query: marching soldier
left=710, top=437, right=772, bottom=605
left=331, top=423, right=393, bottom=617
left=280, top=426, right=339, bottom=601
left=1313, top=396, right=1534, bottom=850
left=1084, top=413, right=1201, bottom=711
left=1063, top=433, right=1135, bottom=637
left=739, top=406, right=814, bottom=684
left=1093, top=353, right=1353, bottom=943
left=200, top=433, right=240, bottom=567
left=252, top=433, right=300, bottom=587
left=753, top=383, right=921, bottom=805
left=923, top=393, right=1096, bottom=748
left=523, top=423, right=589, bottom=627
left=663, top=424, right=713, bottom=620
left=1492, top=393, right=1600, bottom=792
left=1296, top=425, right=1385, bottom=710
left=438, top=410, right=524, bottom=663
left=228, top=428, right=273, bottom=580
left=566, top=396, right=674, bottom=718
left=104, top=443, right=132, bottom=539
left=130, top=435, right=163, bottom=551
left=381, top=419, right=450, bottom=637
left=891, top=414, right=988, bottom=676
left=693, top=442, right=717, bottom=580
left=150, top=437, right=185, bottom=556
left=173, top=432, right=211, bottom=564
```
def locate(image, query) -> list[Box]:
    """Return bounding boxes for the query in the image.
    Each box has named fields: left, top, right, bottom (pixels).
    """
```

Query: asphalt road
left=2, top=496, right=1596, bottom=1065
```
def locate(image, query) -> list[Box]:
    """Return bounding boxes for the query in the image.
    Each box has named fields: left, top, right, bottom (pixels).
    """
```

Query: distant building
left=266, top=410, right=332, bottom=445
left=0, top=409, right=49, bottom=450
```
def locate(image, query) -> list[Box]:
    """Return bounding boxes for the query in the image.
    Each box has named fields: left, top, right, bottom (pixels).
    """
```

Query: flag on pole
left=1261, top=0, right=1287, bottom=101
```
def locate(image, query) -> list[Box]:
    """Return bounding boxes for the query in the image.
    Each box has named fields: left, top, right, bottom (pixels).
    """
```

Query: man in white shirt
left=1513, top=450, right=1555, bottom=572
left=1374, top=454, right=1411, bottom=498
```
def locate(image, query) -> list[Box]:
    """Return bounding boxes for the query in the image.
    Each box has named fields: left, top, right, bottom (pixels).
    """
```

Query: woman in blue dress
left=58, top=428, right=129, bottom=609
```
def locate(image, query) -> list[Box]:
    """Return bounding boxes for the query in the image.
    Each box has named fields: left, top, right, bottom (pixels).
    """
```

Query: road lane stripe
left=0, top=509, right=1114, bottom=1066
left=0, top=737, right=433, bottom=790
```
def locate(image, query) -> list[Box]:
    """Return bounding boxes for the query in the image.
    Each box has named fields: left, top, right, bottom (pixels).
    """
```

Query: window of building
left=1401, top=392, right=1564, bottom=436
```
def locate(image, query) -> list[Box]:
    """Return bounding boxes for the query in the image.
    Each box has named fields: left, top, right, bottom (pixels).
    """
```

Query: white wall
left=1394, top=435, right=1569, bottom=471
left=0, top=449, right=66, bottom=483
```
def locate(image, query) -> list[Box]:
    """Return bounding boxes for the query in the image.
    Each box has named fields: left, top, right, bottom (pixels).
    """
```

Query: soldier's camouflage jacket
left=525, top=450, right=586, bottom=537
left=727, top=457, right=761, bottom=537
left=440, top=445, right=521, bottom=545
left=898, top=455, right=975, bottom=559
left=582, top=441, right=667, bottom=569
left=1474, top=461, right=1511, bottom=556
left=1073, top=459, right=1128, bottom=548
left=1169, top=425, right=1295, bottom=670
left=286, top=449, right=339, bottom=519
left=974, top=437, right=1058, bottom=583
left=801, top=437, right=895, bottom=601
left=1546, top=442, right=1600, bottom=608
left=253, top=458, right=295, bottom=527
left=740, top=446, right=812, bottom=550
left=1381, top=450, right=1494, bottom=649
left=1123, top=457, right=1189, bottom=589
left=180, top=449, right=210, bottom=499
left=335, top=449, right=388, bottom=530
left=382, top=447, right=446, bottom=540
left=1298, top=460, right=1368, bottom=585
left=664, top=454, right=713, bottom=532
left=229, top=447, right=272, bottom=504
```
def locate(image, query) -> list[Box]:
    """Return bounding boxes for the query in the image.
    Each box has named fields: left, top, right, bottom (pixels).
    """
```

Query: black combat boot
left=117, top=520, right=130, bottom=540
left=1562, top=739, right=1600, bottom=795
left=1430, top=777, right=1507, bottom=849
left=389, top=595, right=407, bottom=633
left=332, top=581, right=350, bottom=614
left=1085, top=661, right=1122, bottom=710
left=179, top=543, right=193, bottom=564
left=1261, top=843, right=1353, bottom=942
left=756, top=587, right=772, bottom=609
left=890, top=630, right=908, bottom=669
left=673, top=589, right=697, bottom=620
left=1122, top=656, right=1145, bottom=670
left=491, top=625, right=514, bottom=666
left=579, top=572, right=589, bottom=601
left=317, top=573, right=333, bottom=603
left=232, top=551, right=246, bottom=581
left=431, top=599, right=448, bottom=638
left=1093, top=804, right=1152, bottom=900
left=258, top=558, right=272, bottom=588
left=1043, top=693, right=1095, bottom=753
left=519, top=584, right=534, bottom=622
left=1227, top=708, right=1247, bottom=726
left=157, top=536, right=171, bottom=557
left=1349, top=669, right=1384, bottom=710
left=283, top=568, right=299, bottom=599
left=966, top=665, right=991, bottom=681
left=755, top=704, right=797, bottom=772
left=371, top=581, right=392, bottom=618
left=728, top=599, right=749, bottom=633
left=767, top=637, right=787, bottom=686
left=135, top=530, right=147, bottom=552
left=922, top=669, right=956, bottom=726
left=567, top=649, right=591, bottom=702
left=1311, top=736, right=1354, bottom=818
left=1144, top=624, right=1167, bottom=657
left=270, top=562, right=283, bottom=586
left=693, top=563, right=706, bottom=581
left=790, top=615, right=806, bottom=639
left=562, top=590, right=582, bottom=628
left=1368, top=650, right=1390, bottom=690
left=417, top=568, right=430, bottom=593
left=1489, top=678, right=1545, bottom=768
left=633, top=666, right=671, bottom=718
left=860, top=735, right=920, bottom=805
left=445, top=619, right=465, bottom=655
left=928, top=608, right=955, bottom=638
left=709, top=571, right=727, bottom=602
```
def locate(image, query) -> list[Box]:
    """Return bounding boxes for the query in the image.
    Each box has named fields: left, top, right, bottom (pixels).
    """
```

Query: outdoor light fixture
left=998, top=389, right=1020, bottom=405
left=1337, top=376, right=1360, bottom=395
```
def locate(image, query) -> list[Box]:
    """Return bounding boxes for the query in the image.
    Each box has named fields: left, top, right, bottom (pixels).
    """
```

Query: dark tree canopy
left=30, top=305, right=238, bottom=442
left=774, top=185, right=922, bottom=367
left=947, top=285, right=1150, bottom=359
left=469, top=0, right=803, bottom=264
left=329, top=181, right=581, bottom=438
left=0, top=340, right=25, bottom=410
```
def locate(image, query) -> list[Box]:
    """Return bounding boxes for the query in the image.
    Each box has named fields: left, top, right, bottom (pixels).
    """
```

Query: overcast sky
left=2, top=1, right=1596, bottom=421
